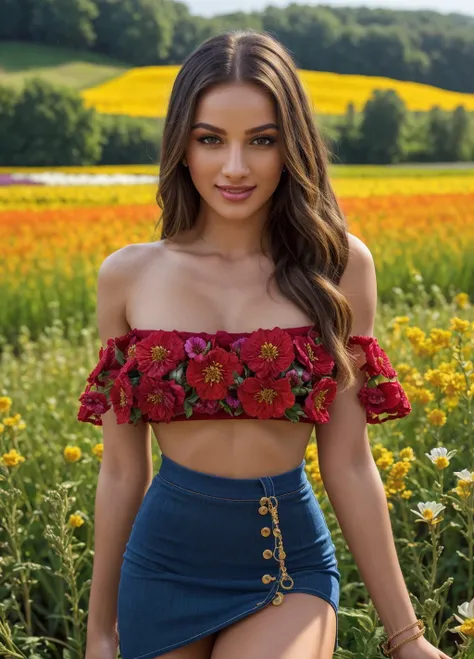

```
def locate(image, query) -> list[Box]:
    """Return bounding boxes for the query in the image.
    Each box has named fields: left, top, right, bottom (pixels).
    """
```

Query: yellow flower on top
left=92, top=443, right=104, bottom=462
left=393, top=316, right=410, bottom=325
left=409, top=388, right=434, bottom=404
left=394, top=363, right=414, bottom=379
left=399, top=447, right=415, bottom=462
left=429, top=329, right=452, bottom=350
left=415, top=339, right=441, bottom=358
left=450, top=317, right=471, bottom=335
left=400, top=490, right=413, bottom=500
left=2, top=449, right=26, bottom=467
left=3, top=417, right=17, bottom=427
left=63, top=446, right=82, bottom=463
left=69, top=514, right=85, bottom=528
left=0, top=396, right=12, bottom=413
left=376, top=450, right=394, bottom=470
left=0, top=423, right=4, bottom=434
left=441, top=373, right=466, bottom=397
left=450, top=596, right=474, bottom=637
left=371, top=442, right=385, bottom=460
left=427, top=409, right=447, bottom=426
left=424, top=369, right=448, bottom=388
left=405, top=327, right=426, bottom=346
left=453, top=293, right=470, bottom=310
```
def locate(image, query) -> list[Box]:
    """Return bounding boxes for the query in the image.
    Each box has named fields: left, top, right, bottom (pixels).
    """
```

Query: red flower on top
left=358, top=380, right=412, bottom=423
left=349, top=336, right=397, bottom=379
left=135, top=330, right=186, bottom=378
left=135, top=374, right=186, bottom=423
left=113, top=329, right=141, bottom=362
left=77, top=387, right=110, bottom=425
left=303, top=377, right=337, bottom=423
left=187, top=347, right=243, bottom=400
left=87, top=344, right=121, bottom=386
left=110, top=372, right=135, bottom=424
left=240, top=328, right=295, bottom=378
left=237, top=376, right=295, bottom=420
left=294, top=335, right=335, bottom=376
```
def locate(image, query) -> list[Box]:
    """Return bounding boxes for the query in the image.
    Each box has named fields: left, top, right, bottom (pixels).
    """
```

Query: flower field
left=0, top=164, right=473, bottom=658
left=79, top=65, right=474, bottom=117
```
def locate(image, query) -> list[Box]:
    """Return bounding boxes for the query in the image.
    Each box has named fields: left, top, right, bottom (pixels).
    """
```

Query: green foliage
left=30, top=0, right=99, bottom=50
left=96, top=114, right=161, bottom=165
left=359, top=89, right=407, bottom=164
left=0, top=77, right=102, bottom=166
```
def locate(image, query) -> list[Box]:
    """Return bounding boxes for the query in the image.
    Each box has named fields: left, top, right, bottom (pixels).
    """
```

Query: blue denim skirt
left=117, top=453, right=341, bottom=659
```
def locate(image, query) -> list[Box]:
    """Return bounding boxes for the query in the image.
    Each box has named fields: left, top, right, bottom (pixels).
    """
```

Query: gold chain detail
left=260, top=496, right=294, bottom=592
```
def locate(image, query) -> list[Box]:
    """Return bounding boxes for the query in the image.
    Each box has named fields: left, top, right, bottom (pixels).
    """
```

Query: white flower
left=449, top=597, right=474, bottom=636
left=410, top=501, right=445, bottom=524
left=453, top=469, right=474, bottom=483
left=425, top=447, right=457, bottom=464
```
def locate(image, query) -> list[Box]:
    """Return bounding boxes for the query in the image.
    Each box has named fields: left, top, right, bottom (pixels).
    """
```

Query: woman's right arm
left=85, top=248, right=153, bottom=659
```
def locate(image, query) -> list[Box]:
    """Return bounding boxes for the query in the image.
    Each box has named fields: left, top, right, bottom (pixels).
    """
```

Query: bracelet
left=381, top=619, right=426, bottom=656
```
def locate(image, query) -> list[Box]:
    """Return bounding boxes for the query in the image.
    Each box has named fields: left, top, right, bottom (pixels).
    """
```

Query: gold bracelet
left=381, top=619, right=426, bottom=656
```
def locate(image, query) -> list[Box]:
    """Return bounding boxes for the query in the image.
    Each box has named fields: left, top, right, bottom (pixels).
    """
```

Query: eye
left=198, top=135, right=221, bottom=145
left=253, top=136, right=276, bottom=146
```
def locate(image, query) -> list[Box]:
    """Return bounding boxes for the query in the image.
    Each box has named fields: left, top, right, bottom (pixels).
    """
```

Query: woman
left=79, top=29, right=447, bottom=659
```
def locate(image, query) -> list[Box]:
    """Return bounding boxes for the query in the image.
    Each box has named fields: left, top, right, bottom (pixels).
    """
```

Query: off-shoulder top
left=77, top=325, right=412, bottom=427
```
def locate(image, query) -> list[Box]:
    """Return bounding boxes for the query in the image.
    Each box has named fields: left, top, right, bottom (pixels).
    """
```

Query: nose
left=221, top=143, right=250, bottom=179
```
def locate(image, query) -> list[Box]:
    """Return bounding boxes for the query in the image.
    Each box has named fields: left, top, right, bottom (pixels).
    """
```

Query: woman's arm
left=85, top=248, right=153, bottom=653
left=315, top=234, right=421, bottom=650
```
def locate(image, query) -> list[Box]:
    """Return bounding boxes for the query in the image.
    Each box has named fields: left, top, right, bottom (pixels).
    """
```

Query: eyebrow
left=191, top=122, right=279, bottom=135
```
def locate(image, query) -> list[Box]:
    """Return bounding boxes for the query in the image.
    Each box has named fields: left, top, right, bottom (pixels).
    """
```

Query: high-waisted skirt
left=117, top=453, right=341, bottom=659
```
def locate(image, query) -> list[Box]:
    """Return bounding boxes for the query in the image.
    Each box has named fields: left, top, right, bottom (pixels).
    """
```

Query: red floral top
left=77, top=325, right=412, bottom=427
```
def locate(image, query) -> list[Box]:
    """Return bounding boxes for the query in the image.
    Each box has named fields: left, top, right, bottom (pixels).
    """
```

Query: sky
left=187, top=0, right=474, bottom=18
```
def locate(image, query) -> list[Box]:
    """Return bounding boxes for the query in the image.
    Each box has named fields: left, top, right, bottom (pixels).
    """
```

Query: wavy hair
left=156, top=29, right=358, bottom=390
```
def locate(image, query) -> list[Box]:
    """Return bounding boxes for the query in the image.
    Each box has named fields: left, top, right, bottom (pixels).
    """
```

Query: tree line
left=0, top=78, right=472, bottom=167
left=1, top=0, right=474, bottom=94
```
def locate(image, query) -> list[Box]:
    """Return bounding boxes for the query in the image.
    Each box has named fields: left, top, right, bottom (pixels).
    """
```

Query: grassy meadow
left=0, top=163, right=473, bottom=658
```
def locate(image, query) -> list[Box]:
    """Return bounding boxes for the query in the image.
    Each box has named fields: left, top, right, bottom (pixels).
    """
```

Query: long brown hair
left=156, top=29, right=358, bottom=390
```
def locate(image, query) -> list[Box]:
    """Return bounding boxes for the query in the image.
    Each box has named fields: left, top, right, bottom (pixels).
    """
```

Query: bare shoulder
left=96, top=241, right=165, bottom=344
left=339, top=232, right=377, bottom=336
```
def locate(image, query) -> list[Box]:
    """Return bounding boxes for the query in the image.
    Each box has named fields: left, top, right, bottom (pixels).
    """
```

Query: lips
left=217, top=186, right=256, bottom=192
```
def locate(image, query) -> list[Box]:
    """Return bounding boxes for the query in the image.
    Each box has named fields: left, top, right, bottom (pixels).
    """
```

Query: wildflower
left=16, top=420, right=26, bottom=431
left=429, top=329, right=451, bottom=350
left=449, top=318, right=470, bottom=335
left=393, top=316, right=410, bottom=325
left=91, top=443, right=103, bottom=462
left=69, top=514, right=85, bottom=528
left=405, top=327, right=426, bottom=346
left=450, top=597, right=474, bottom=637
left=376, top=450, right=394, bottom=470
left=0, top=396, right=12, bottom=413
left=453, top=293, right=470, bottom=310
left=425, top=447, right=457, bottom=469
left=63, top=446, right=82, bottom=462
left=2, top=449, right=26, bottom=467
left=410, top=501, right=445, bottom=525
left=441, top=373, right=466, bottom=397
left=453, top=469, right=474, bottom=486
left=399, top=447, right=415, bottom=462
left=400, top=490, right=413, bottom=500
left=424, top=368, right=448, bottom=387
left=0, top=423, right=4, bottom=434
left=3, top=417, right=17, bottom=427
left=426, top=409, right=447, bottom=426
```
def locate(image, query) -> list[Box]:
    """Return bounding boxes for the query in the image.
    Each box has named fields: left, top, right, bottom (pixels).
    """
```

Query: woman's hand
left=389, top=635, right=452, bottom=659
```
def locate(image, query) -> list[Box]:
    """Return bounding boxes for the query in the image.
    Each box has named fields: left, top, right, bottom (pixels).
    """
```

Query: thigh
left=151, top=633, right=217, bottom=659
left=210, top=593, right=336, bottom=659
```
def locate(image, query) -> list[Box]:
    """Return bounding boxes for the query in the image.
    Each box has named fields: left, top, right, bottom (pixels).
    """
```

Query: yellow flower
left=2, top=449, right=26, bottom=467
left=16, top=421, right=26, bottom=431
left=399, top=447, right=415, bottom=462
left=393, top=316, right=410, bottom=325
left=3, top=417, right=17, bottom=427
left=92, top=443, right=104, bottom=462
left=405, top=327, right=426, bottom=346
left=63, top=446, right=82, bottom=462
left=371, top=442, right=385, bottom=460
left=69, top=514, right=85, bottom=528
left=453, top=293, right=470, bottom=310
left=450, top=317, right=470, bottom=334
left=0, top=396, right=12, bottom=413
left=376, top=451, right=394, bottom=470
left=395, top=363, right=414, bottom=378
left=450, top=596, right=474, bottom=637
left=427, top=409, right=447, bottom=426
left=429, top=329, right=451, bottom=350
left=400, top=490, right=413, bottom=499
left=410, top=388, right=435, bottom=404
left=424, top=369, right=448, bottom=388
left=468, top=383, right=474, bottom=400
left=0, top=423, right=4, bottom=434
left=441, top=373, right=466, bottom=397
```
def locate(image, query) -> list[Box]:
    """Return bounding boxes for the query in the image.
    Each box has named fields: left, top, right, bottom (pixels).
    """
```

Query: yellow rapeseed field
left=80, top=66, right=474, bottom=118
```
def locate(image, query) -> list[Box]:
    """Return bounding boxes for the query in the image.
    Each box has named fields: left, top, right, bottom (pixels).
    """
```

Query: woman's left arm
left=315, top=234, right=451, bottom=659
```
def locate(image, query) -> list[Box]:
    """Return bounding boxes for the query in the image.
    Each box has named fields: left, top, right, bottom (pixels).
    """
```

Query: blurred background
left=0, top=1, right=473, bottom=658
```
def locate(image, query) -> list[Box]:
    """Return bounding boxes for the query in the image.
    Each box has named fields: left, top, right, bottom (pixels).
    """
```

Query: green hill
left=0, top=41, right=128, bottom=91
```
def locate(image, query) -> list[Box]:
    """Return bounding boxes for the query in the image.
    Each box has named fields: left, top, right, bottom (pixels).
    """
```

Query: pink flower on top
left=194, top=399, right=221, bottom=415
left=184, top=336, right=208, bottom=361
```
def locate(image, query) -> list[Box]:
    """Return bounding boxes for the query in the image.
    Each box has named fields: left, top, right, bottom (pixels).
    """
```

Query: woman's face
left=184, top=82, right=285, bottom=221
